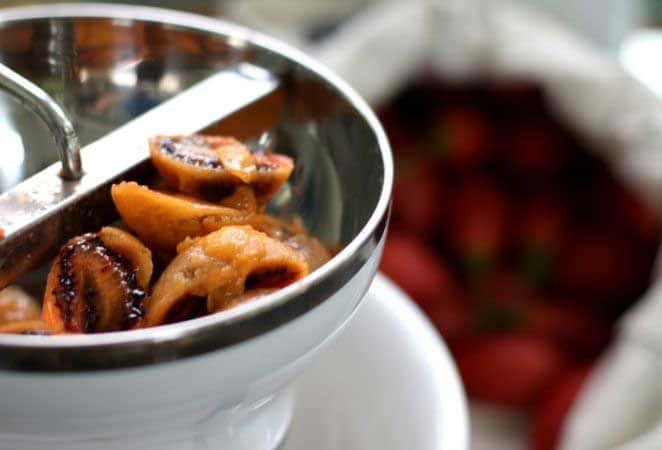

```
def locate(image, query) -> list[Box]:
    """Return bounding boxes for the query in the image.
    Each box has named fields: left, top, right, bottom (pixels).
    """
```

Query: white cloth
left=560, top=281, right=662, bottom=450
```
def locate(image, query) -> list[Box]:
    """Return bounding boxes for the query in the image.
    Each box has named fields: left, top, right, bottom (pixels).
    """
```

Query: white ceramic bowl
left=0, top=4, right=392, bottom=449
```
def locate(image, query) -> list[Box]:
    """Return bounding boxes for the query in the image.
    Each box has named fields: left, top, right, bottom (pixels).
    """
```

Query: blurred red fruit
left=515, top=196, right=566, bottom=287
left=518, top=249, right=555, bottom=290
left=450, top=177, right=510, bottom=273
left=505, top=122, right=566, bottom=178
left=456, top=334, right=566, bottom=407
left=432, top=106, right=493, bottom=167
left=558, top=229, right=647, bottom=301
left=475, top=270, right=533, bottom=333
left=518, top=195, right=567, bottom=254
left=391, top=166, right=443, bottom=236
left=486, top=270, right=534, bottom=303
left=477, top=270, right=612, bottom=359
left=530, top=366, right=592, bottom=450
left=607, top=181, right=659, bottom=243
left=380, top=233, right=470, bottom=341
left=526, top=302, right=612, bottom=360
left=424, top=297, right=474, bottom=346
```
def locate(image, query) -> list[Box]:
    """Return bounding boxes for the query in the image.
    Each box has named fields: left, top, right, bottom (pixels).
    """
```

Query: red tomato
left=606, top=181, right=659, bottom=243
left=474, top=270, right=533, bottom=333
left=424, top=295, right=474, bottom=346
left=529, top=366, right=592, bottom=450
left=475, top=269, right=612, bottom=359
left=477, top=270, right=612, bottom=359
left=517, top=195, right=567, bottom=255
left=380, top=233, right=470, bottom=341
left=391, top=166, right=443, bottom=237
left=557, top=229, right=647, bottom=301
left=432, top=106, right=493, bottom=168
left=456, top=334, right=567, bottom=407
left=449, top=177, right=510, bottom=273
left=526, top=301, right=612, bottom=360
left=484, top=269, right=534, bottom=303
left=505, top=122, right=566, bottom=178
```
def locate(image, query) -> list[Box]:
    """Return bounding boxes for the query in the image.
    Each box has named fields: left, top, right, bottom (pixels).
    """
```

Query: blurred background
left=3, top=0, right=662, bottom=50
left=4, top=1, right=662, bottom=450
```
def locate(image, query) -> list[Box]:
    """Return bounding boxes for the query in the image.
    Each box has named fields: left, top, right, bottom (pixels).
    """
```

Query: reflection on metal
left=0, top=62, right=82, bottom=180
left=0, top=118, right=24, bottom=189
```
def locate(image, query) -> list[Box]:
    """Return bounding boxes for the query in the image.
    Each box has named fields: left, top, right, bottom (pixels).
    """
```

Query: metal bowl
left=0, top=4, right=392, bottom=371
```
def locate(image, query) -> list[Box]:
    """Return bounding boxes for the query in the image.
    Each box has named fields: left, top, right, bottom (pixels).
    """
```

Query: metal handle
left=0, top=62, right=82, bottom=180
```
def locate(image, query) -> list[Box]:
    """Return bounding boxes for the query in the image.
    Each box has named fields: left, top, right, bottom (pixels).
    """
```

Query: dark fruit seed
left=160, top=138, right=223, bottom=169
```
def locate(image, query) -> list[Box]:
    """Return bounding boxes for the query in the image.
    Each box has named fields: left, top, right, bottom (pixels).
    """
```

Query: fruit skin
left=431, top=106, right=493, bottom=168
left=149, top=134, right=294, bottom=204
left=477, top=271, right=612, bottom=360
left=529, top=366, right=592, bottom=450
left=146, top=226, right=308, bottom=327
left=111, top=182, right=256, bottom=252
left=379, top=233, right=470, bottom=342
left=456, top=334, right=567, bottom=407
left=504, top=122, right=566, bottom=179
left=98, top=227, right=154, bottom=288
left=525, top=301, right=611, bottom=361
left=448, top=177, right=510, bottom=274
left=612, top=185, right=659, bottom=243
left=518, top=196, right=566, bottom=253
left=557, top=229, right=648, bottom=304
left=41, top=228, right=152, bottom=334
left=589, top=175, right=660, bottom=244
left=516, top=194, right=568, bottom=288
left=391, top=166, right=443, bottom=237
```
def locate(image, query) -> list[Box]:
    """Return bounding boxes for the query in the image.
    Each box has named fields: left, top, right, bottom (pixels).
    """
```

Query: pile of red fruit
left=378, top=81, right=661, bottom=450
